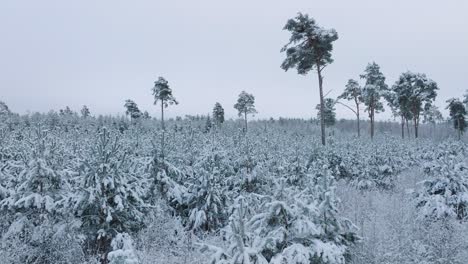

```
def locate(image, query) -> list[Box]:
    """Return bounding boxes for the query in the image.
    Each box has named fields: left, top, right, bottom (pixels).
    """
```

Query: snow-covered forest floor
left=338, top=169, right=468, bottom=263
left=0, top=114, right=467, bottom=263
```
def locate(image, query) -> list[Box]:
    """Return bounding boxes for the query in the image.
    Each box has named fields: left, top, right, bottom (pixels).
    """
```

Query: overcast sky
left=1, top=0, right=467, bottom=120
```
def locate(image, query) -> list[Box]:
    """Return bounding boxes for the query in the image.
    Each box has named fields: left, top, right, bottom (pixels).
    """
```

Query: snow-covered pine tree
left=234, top=91, right=257, bottom=133
left=360, top=62, right=388, bottom=139
left=313, top=169, right=358, bottom=261
left=446, top=98, right=467, bottom=140
left=281, top=12, right=338, bottom=146
left=124, top=100, right=142, bottom=121
left=0, top=101, right=11, bottom=116
left=201, top=196, right=268, bottom=264
left=204, top=115, right=213, bottom=133
left=391, top=71, right=439, bottom=138
left=0, top=128, right=83, bottom=263
left=107, top=233, right=139, bottom=264
left=213, top=102, right=225, bottom=127
left=81, top=105, right=91, bottom=118
left=338, top=79, right=363, bottom=137
left=152, top=76, right=178, bottom=132
left=247, top=173, right=357, bottom=264
left=417, top=149, right=468, bottom=220
left=152, top=77, right=178, bottom=163
left=59, top=106, right=75, bottom=116
left=186, top=143, right=230, bottom=232
left=72, top=127, right=148, bottom=263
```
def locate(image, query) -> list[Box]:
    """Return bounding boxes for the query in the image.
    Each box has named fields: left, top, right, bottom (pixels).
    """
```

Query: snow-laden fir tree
left=418, top=145, right=468, bottom=220
left=234, top=91, right=257, bottom=133
left=71, top=127, right=148, bottom=263
left=107, top=233, right=139, bottom=264
left=0, top=101, right=11, bottom=115
left=201, top=196, right=268, bottom=264
left=81, top=105, right=91, bottom=118
left=391, top=71, right=438, bottom=138
left=213, top=102, right=225, bottom=127
left=446, top=98, right=467, bottom=140
left=124, top=100, right=142, bottom=121
left=338, top=79, right=363, bottom=137
left=204, top=115, right=213, bottom=133
left=281, top=12, right=338, bottom=146
left=0, top=128, right=83, bottom=263
left=360, top=62, right=388, bottom=139
left=186, top=163, right=226, bottom=232
left=314, top=169, right=358, bottom=256
left=59, top=106, right=74, bottom=116
left=186, top=143, right=232, bottom=232
left=247, top=175, right=357, bottom=264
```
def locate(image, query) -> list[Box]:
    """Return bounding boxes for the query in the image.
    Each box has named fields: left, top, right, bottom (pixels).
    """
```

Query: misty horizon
left=2, top=0, right=467, bottom=120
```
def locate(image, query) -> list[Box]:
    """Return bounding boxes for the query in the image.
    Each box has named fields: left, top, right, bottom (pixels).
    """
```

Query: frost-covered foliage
left=417, top=142, right=468, bottom=220
left=390, top=71, right=439, bottom=138
left=446, top=98, right=467, bottom=139
left=201, top=196, right=268, bottom=264
left=0, top=128, right=84, bottom=263
left=0, top=112, right=467, bottom=263
left=280, top=12, right=338, bottom=74
left=107, top=233, right=139, bottom=264
left=359, top=62, right=388, bottom=138
left=71, top=127, right=149, bottom=261
left=202, top=171, right=357, bottom=264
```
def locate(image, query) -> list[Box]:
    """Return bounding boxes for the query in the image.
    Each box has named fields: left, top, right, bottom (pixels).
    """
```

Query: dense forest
left=1, top=11, right=468, bottom=264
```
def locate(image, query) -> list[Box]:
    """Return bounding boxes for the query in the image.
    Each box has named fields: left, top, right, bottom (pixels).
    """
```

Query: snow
left=0, top=113, right=467, bottom=263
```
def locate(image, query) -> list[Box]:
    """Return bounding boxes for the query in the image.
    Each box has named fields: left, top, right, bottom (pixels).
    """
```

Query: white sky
left=1, top=0, right=467, bottom=120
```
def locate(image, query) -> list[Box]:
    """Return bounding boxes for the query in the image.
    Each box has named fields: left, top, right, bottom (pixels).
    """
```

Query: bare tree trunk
left=244, top=111, right=248, bottom=133
left=401, top=116, right=405, bottom=139
left=317, top=68, right=326, bottom=146
left=357, top=112, right=361, bottom=137
left=370, top=105, right=375, bottom=139
left=414, top=114, right=419, bottom=138
left=458, top=118, right=461, bottom=140
left=405, top=118, right=410, bottom=139
left=356, top=100, right=361, bottom=137
left=161, top=102, right=165, bottom=162
left=414, top=120, right=418, bottom=138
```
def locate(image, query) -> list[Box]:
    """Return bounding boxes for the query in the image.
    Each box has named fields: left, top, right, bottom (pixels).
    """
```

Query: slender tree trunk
left=414, top=118, right=418, bottom=138
left=317, top=68, right=326, bottom=146
left=356, top=99, right=361, bottom=137
left=414, top=113, right=419, bottom=138
left=161, top=102, right=165, bottom=162
left=458, top=118, right=461, bottom=140
left=370, top=103, right=375, bottom=139
left=406, top=118, right=410, bottom=139
left=244, top=111, right=248, bottom=133
left=357, top=111, right=361, bottom=137
left=401, top=116, right=405, bottom=139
